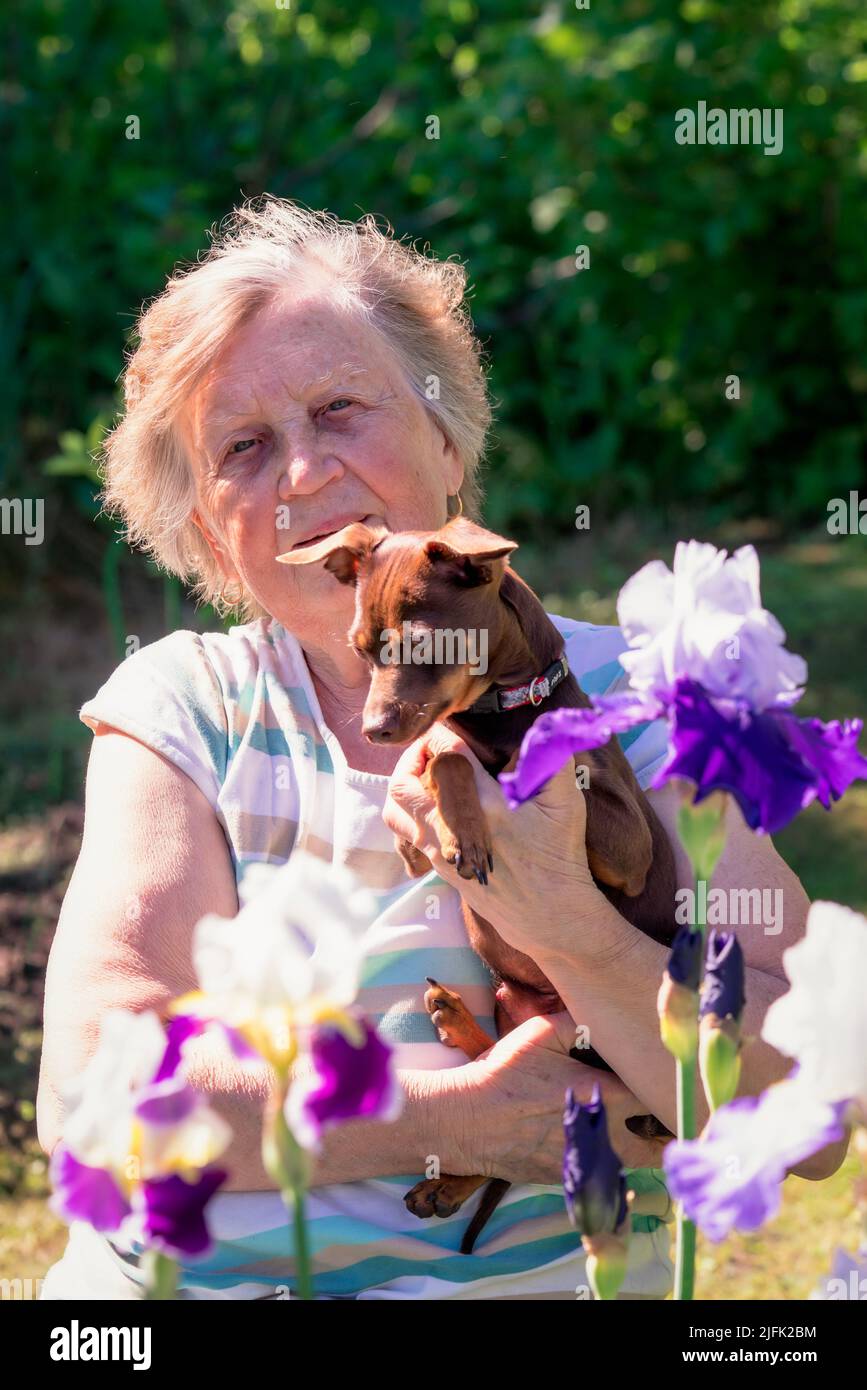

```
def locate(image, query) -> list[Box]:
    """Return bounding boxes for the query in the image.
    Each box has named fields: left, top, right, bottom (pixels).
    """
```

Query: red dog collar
left=465, top=653, right=570, bottom=715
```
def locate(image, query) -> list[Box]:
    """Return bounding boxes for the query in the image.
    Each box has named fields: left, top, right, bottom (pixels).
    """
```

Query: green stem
left=283, top=1175, right=313, bottom=1302
left=263, top=1083, right=314, bottom=1300
left=673, top=873, right=706, bottom=1302
left=143, top=1249, right=178, bottom=1300
left=674, top=1054, right=697, bottom=1300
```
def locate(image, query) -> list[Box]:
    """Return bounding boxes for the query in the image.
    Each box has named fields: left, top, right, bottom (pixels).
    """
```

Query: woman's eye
left=227, top=438, right=259, bottom=456
left=322, top=398, right=354, bottom=414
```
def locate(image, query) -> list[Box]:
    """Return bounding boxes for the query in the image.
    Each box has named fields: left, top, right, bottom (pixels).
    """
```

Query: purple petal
left=499, top=692, right=663, bottom=808
left=134, top=1076, right=200, bottom=1126
left=49, top=1147, right=131, bottom=1232
left=138, top=1167, right=227, bottom=1259
left=296, top=1019, right=399, bottom=1142
left=664, top=1089, right=844, bottom=1242
left=779, top=714, right=867, bottom=808
left=164, top=1012, right=261, bottom=1068
left=701, top=930, right=746, bottom=1021
left=562, top=1084, right=628, bottom=1234
left=668, top=925, right=704, bottom=990
left=154, top=1015, right=206, bottom=1082
left=658, top=679, right=867, bottom=834
left=656, top=679, right=820, bottom=833
left=218, top=1022, right=261, bottom=1063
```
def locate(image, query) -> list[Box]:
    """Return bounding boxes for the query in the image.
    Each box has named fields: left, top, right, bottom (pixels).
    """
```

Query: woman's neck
left=303, top=644, right=402, bottom=777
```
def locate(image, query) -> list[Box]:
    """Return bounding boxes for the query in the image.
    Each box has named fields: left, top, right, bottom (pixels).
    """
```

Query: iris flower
left=563, top=1083, right=628, bottom=1235
left=761, top=901, right=867, bottom=1127
left=500, top=542, right=867, bottom=834
left=563, top=1084, right=630, bottom=1299
left=663, top=1074, right=844, bottom=1241
left=666, top=900, right=865, bottom=1239
left=169, top=850, right=402, bottom=1149
left=49, top=1009, right=230, bottom=1258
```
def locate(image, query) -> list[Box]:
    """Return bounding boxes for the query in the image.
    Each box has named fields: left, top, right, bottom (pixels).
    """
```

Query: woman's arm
left=39, top=730, right=611, bottom=1194
left=35, top=731, right=455, bottom=1190
left=383, top=726, right=850, bottom=1183
left=530, top=782, right=849, bottom=1179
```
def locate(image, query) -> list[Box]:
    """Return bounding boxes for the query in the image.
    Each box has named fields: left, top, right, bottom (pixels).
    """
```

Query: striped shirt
left=42, top=613, right=674, bottom=1301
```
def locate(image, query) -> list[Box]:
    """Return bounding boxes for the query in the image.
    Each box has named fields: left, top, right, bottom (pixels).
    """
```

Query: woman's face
left=180, top=289, right=464, bottom=636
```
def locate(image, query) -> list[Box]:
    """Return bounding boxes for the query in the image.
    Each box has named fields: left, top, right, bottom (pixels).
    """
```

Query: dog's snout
left=362, top=706, right=402, bottom=743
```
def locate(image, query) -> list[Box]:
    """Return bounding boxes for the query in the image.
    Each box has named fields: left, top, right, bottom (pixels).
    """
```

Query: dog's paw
left=403, top=1175, right=486, bottom=1220
left=442, top=831, right=494, bottom=885
left=423, top=977, right=494, bottom=1058
left=424, top=978, right=471, bottom=1047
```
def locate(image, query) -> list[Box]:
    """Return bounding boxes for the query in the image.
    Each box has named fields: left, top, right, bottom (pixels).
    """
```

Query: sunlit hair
left=97, top=195, right=494, bottom=621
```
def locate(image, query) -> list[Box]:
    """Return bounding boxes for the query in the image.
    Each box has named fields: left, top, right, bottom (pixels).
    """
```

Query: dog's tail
left=459, top=1178, right=511, bottom=1255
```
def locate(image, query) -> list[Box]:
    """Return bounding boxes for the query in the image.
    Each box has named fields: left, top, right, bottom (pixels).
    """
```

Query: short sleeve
left=79, top=631, right=229, bottom=810
left=556, top=618, right=670, bottom=792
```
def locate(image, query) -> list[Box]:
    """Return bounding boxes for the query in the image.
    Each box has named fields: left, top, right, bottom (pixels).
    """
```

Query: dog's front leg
left=421, top=751, right=493, bottom=885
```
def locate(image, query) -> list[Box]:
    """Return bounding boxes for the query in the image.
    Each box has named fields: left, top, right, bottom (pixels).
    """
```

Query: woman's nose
left=277, top=446, right=344, bottom=500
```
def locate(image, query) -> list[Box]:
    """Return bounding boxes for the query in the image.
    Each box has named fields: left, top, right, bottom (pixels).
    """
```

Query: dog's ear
left=425, top=518, right=518, bottom=585
left=275, top=519, right=389, bottom=586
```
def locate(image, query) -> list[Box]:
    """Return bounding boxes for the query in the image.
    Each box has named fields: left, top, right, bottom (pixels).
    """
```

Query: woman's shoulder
left=77, top=618, right=290, bottom=807
left=121, top=616, right=294, bottom=688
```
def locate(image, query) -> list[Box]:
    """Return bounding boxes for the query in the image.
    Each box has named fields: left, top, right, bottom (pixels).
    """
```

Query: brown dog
left=278, top=516, right=676, bottom=1251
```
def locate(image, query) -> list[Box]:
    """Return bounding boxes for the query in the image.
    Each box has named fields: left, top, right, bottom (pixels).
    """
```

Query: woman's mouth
left=289, top=513, right=384, bottom=550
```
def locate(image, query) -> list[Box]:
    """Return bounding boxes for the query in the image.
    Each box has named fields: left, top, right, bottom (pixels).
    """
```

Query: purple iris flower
left=50, top=1150, right=227, bottom=1259
left=139, top=1168, right=228, bottom=1257
left=499, top=677, right=867, bottom=837
left=664, top=1076, right=845, bottom=1241
left=498, top=541, right=867, bottom=834
left=157, top=1012, right=260, bottom=1081
left=48, top=1009, right=230, bottom=1261
left=286, top=1016, right=402, bottom=1151
left=701, top=930, right=746, bottom=1021
left=668, top=925, right=704, bottom=991
left=50, top=1148, right=132, bottom=1233
left=660, top=679, right=867, bottom=834
left=562, top=1084, right=628, bottom=1234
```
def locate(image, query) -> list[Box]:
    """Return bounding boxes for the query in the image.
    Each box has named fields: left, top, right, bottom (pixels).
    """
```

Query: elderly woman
left=37, top=197, right=843, bottom=1301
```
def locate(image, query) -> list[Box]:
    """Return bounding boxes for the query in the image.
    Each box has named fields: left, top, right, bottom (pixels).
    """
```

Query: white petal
left=761, top=901, right=867, bottom=1109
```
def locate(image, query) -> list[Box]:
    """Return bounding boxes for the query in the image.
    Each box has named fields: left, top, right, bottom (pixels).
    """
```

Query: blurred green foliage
left=2, top=0, right=866, bottom=561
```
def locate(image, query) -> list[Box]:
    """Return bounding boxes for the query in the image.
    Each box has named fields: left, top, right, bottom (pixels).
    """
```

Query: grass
left=0, top=1197, right=66, bottom=1296
left=1, top=519, right=865, bottom=1298
left=694, top=1153, right=864, bottom=1301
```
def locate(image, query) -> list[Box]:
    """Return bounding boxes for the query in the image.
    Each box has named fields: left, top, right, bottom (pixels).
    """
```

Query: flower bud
left=583, top=1230, right=629, bottom=1302
left=657, top=926, right=702, bottom=1062
left=699, top=930, right=746, bottom=1109
left=562, top=1085, right=628, bottom=1237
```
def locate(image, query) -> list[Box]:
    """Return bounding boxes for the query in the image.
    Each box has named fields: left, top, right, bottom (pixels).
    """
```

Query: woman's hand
left=445, top=1012, right=669, bottom=1183
left=383, top=722, right=597, bottom=961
